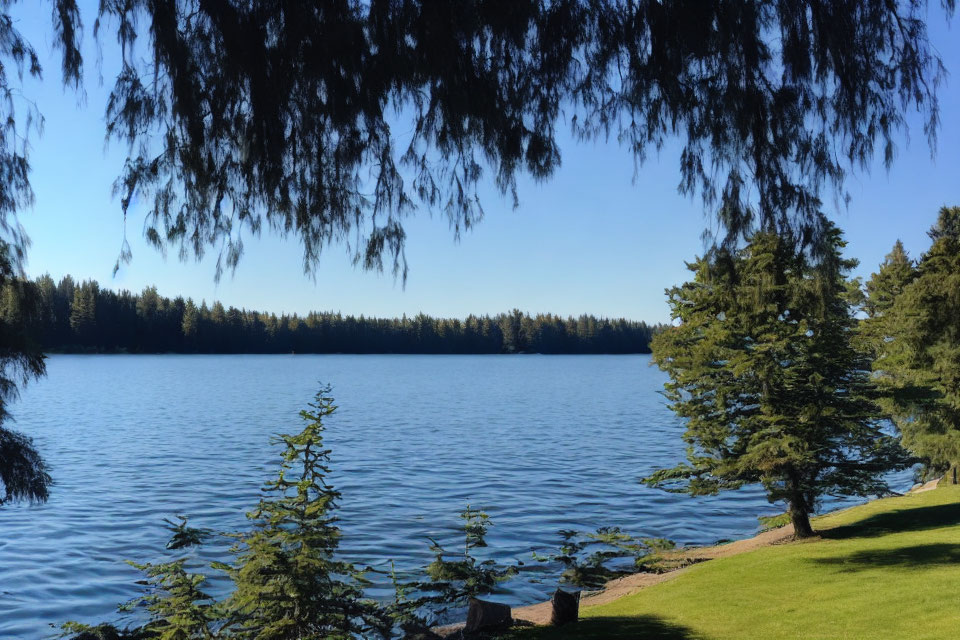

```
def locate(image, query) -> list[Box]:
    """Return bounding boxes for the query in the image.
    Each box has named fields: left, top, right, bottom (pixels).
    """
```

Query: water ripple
left=0, top=355, right=912, bottom=638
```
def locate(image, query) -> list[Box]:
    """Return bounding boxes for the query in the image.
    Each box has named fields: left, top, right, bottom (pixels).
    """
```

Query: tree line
left=2, top=275, right=660, bottom=355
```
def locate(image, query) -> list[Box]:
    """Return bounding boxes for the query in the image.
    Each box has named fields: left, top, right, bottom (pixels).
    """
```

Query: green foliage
left=59, top=622, right=146, bottom=640
left=383, top=561, right=433, bottom=639
left=3, top=275, right=659, bottom=354
left=123, top=560, right=217, bottom=640
left=62, top=560, right=216, bottom=640
left=646, top=224, right=910, bottom=536
left=217, top=385, right=387, bottom=639
left=0, top=244, right=50, bottom=506
left=757, top=513, right=792, bottom=533
left=381, top=506, right=519, bottom=633
left=163, top=515, right=212, bottom=550
left=65, top=386, right=391, bottom=640
left=863, top=241, right=916, bottom=321
left=870, top=207, right=960, bottom=478
left=73, top=1, right=950, bottom=277
left=533, top=528, right=676, bottom=589
left=424, top=506, right=516, bottom=600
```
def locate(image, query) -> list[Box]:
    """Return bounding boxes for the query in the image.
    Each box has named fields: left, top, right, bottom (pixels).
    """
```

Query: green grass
left=508, top=485, right=960, bottom=640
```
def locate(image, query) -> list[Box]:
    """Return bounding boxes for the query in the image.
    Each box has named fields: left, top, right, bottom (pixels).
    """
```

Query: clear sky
left=11, top=3, right=960, bottom=323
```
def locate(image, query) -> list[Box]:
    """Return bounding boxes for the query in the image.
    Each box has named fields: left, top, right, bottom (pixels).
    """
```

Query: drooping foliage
left=0, top=1, right=82, bottom=506
left=870, top=207, right=960, bottom=482
left=0, top=244, right=49, bottom=505
left=21, top=0, right=938, bottom=276
left=645, top=224, right=910, bottom=537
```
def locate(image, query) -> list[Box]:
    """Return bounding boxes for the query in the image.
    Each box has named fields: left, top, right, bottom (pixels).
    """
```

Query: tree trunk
left=789, top=506, right=815, bottom=538
left=785, top=469, right=815, bottom=538
left=790, top=508, right=814, bottom=538
left=951, top=465, right=958, bottom=485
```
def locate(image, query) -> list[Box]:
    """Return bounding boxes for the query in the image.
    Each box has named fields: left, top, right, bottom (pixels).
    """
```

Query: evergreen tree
left=858, top=241, right=917, bottom=359
left=646, top=225, right=909, bottom=537
left=0, top=244, right=49, bottom=506
left=219, top=385, right=387, bottom=639
left=863, top=241, right=916, bottom=320
left=122, top=559, right=216, bottom=640
left=69, top=281, right=98, bottom=345
left=182, top=299, right=199, bottom=341
left=874, top=207, right=960, bottom=483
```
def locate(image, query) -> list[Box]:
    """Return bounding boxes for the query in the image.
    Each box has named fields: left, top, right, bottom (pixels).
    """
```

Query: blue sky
left=11, top=4, right=960, bottom=323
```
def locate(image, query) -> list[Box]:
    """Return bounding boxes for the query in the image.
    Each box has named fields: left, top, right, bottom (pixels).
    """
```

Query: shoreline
left=437, top=476, right=942, bottom=634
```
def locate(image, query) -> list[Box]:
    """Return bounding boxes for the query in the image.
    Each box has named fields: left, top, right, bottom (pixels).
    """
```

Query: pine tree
left=646, top=225, right=909, bottom=537
left=123, top=559, right=216, bottom=640
left=69, top=281, right=98, bottom=345
left=863, top=241, right=916, bottom=320
left=0, top=244, right=49, bottom=506
left=874, top=207, right=960, bottom=483
left=219, top=385, right=387, bottom=639
left=858, top=240, right=917, bottom=360
left=182, top=299, right=199, bottom=344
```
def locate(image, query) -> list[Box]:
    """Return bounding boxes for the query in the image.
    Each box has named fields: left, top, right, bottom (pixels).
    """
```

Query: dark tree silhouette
left=87, top=0, right=954, bottom=276
left=0, top=246, right=49, bottom=505
left=2, top=274, right=660, bottom=355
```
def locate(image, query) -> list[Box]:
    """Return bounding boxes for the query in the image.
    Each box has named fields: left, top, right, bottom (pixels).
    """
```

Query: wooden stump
left=550, top=588, right=581, bottom=626
left=464, top=597, right=513, bottom=635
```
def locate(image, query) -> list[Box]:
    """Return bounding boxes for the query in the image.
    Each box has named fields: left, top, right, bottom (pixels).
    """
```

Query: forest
left=3, top=275, right=660, bottom=355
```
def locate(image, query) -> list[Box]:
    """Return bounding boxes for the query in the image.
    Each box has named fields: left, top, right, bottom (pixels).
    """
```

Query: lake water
left=0, top=355, right=912, bottom=638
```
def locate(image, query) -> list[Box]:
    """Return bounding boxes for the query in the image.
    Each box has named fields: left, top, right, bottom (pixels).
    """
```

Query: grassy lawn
left=508, top=485, right=960, bottom=640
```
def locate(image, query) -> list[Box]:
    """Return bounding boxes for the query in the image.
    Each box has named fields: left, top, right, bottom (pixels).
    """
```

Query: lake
left=0, top=355, right=911, bottom=638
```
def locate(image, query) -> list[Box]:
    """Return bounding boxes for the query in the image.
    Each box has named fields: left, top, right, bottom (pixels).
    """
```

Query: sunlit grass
left=510, top=485, right=960, bottom=640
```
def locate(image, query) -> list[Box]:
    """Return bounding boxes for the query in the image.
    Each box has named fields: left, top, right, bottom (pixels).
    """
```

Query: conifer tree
left=0, top=244, right=49, bottom=506
left=219, top=385, right=387, bottom=639
left=69, top=281, right=98, bottom=345
left=863, top=241, right=916, bottom=320
left=122, top=559, right=216, bottom=640
left=873, top=207, right=960, bottom=483
left=858, top=240, right=917, bottom=359
left=646, top=225, right=909, bottom=537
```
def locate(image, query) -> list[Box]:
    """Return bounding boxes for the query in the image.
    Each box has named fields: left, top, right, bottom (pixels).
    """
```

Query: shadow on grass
left=819, top=501, right=960, bottom=540
left=812, top=543, right=960, bottom=572
left=505, top=615, right=703, bottom=639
